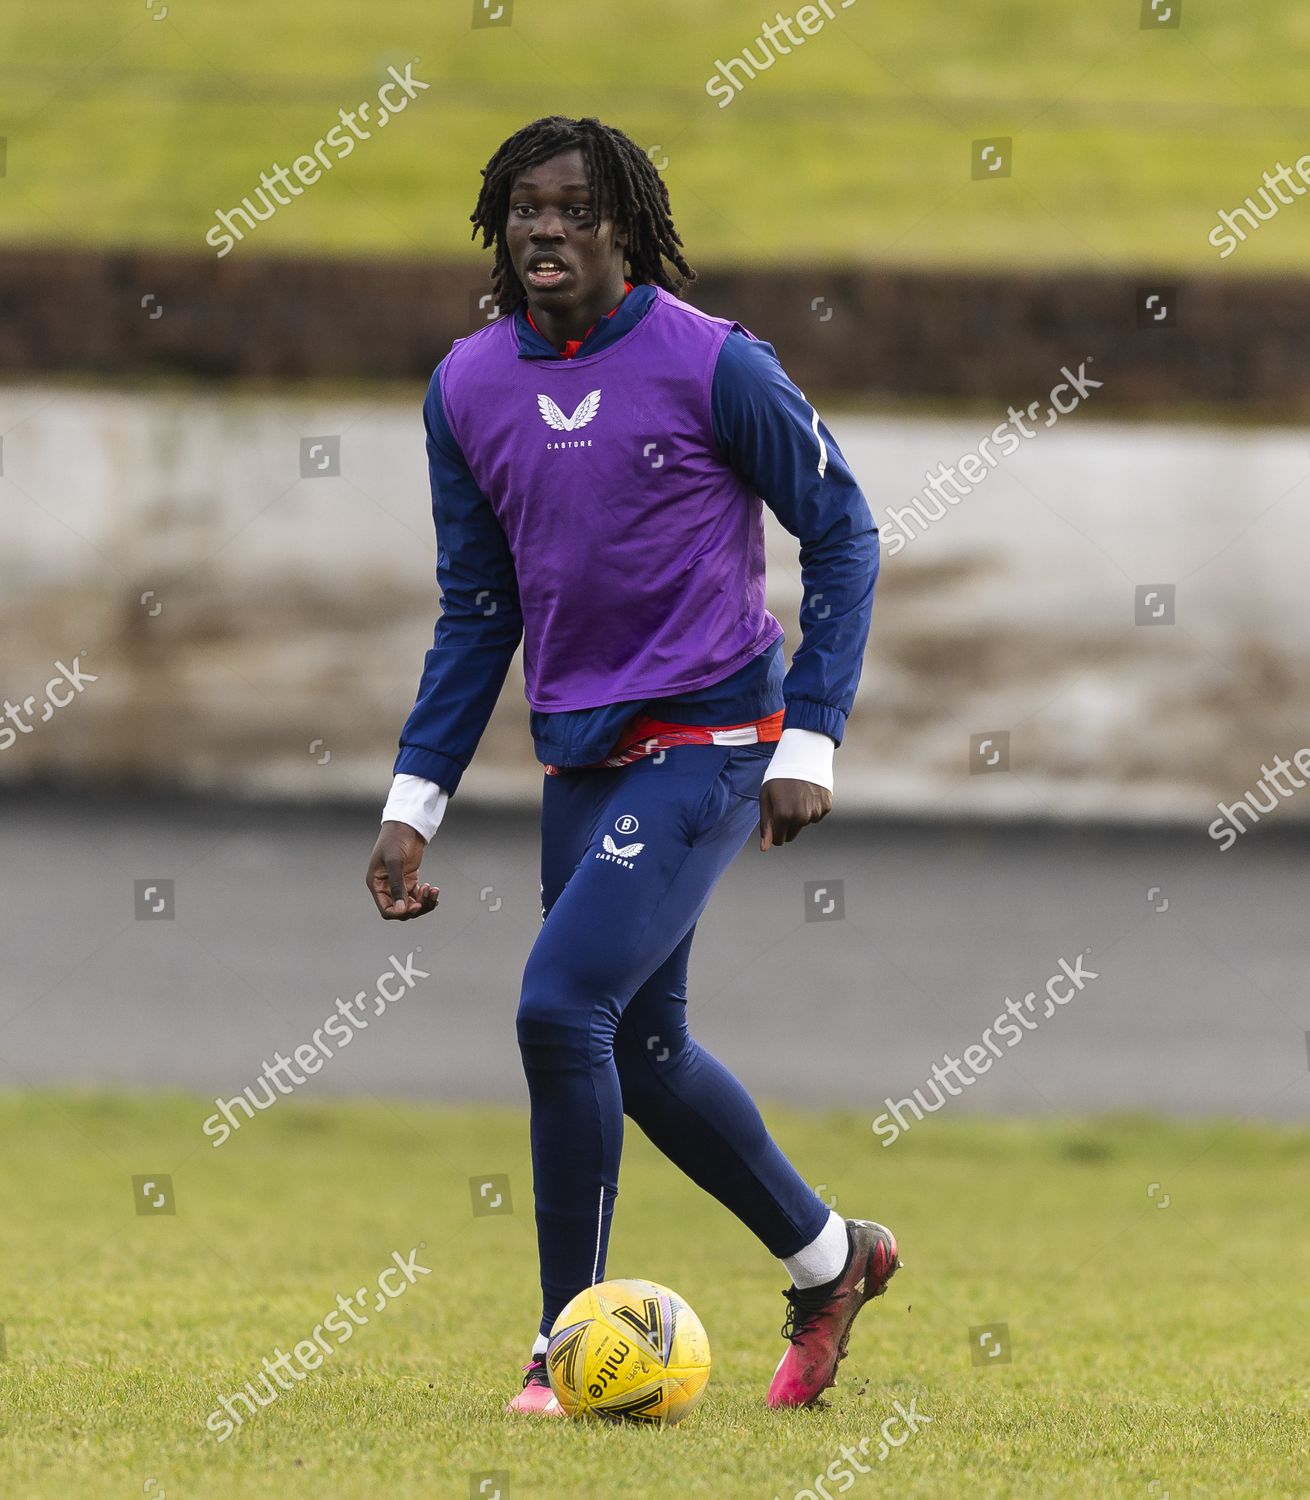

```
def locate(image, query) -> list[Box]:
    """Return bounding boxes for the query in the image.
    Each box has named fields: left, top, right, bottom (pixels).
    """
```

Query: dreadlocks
left=470, top=115, right=696, bottom=311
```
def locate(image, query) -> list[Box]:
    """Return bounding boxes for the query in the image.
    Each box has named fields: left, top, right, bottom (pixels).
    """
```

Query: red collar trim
left=525, top=281, right=635, bottom=358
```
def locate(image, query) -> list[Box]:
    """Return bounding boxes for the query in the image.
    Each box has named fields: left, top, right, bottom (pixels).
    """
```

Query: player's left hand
left=758, top=778, right=832, bottom=850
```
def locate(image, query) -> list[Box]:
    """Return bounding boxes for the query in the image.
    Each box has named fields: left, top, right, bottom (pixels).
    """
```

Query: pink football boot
left=766, top=1219, right=900, bottom=1409
left=504, top=1356, right=566, bottom=1416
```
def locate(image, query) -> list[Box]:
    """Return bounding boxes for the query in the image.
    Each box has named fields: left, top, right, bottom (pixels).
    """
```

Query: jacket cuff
left=394, top=745, right=466, bottom=795
left=782, top=698, right=848, bottom=745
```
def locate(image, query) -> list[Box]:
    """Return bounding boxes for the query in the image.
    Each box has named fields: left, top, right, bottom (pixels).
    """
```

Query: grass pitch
left=1, top=1092, right=1307, bottom=1498
left=2, top=0, right=1309, bottom=271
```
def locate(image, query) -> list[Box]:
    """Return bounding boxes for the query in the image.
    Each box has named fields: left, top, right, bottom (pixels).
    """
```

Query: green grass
left=2, top=1, right=1310, bottom=271
left=2, top=1093, right=1308, bottom=1498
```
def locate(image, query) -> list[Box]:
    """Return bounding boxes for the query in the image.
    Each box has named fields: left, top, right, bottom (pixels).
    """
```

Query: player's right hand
left=366, top=820, right=440, bottom=920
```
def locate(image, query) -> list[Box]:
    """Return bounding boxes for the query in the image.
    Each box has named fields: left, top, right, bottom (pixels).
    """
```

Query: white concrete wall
left=2, top=382, right=1306, bottom=825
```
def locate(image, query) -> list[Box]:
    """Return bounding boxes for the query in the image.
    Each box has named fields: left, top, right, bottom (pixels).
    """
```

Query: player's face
left=505, top=149, right=628, bottom=316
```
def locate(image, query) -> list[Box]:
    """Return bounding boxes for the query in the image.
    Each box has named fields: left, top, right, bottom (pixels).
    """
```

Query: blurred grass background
left=2, top=0, right=1309, bottom=270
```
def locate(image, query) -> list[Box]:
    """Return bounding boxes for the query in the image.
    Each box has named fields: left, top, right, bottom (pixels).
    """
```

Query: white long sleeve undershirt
left=380, top=726, right=835, bottom=840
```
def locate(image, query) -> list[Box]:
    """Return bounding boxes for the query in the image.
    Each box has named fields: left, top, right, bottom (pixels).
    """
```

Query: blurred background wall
left=3, top=378, right=1308, bottom=823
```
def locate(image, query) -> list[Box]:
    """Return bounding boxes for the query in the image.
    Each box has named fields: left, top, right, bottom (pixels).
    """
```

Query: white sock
left=531, top=1332, right=548, bottom=1358
left=782, top=1211, right=850, bottom=1289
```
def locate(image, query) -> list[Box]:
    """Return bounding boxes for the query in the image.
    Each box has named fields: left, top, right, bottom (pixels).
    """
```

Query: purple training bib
left=439, top=286, right=783, bottom=712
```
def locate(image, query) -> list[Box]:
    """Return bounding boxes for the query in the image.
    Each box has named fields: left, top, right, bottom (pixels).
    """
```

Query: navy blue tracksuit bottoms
left=517, top=740, right=830, bottom=1336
